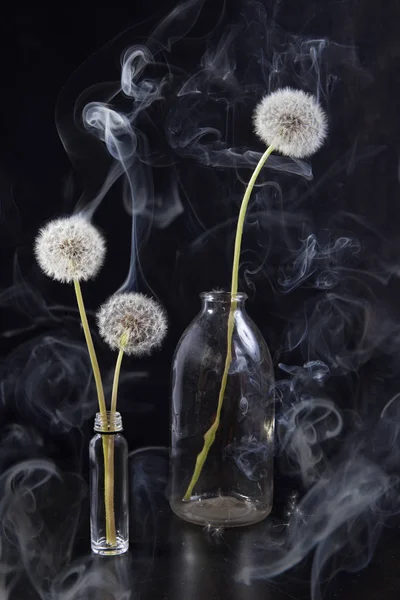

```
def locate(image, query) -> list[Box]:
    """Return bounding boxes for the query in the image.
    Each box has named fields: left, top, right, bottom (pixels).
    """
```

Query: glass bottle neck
left=200, top=291, right=247, bottom=313
left=94, top=411, right=123, bottom=433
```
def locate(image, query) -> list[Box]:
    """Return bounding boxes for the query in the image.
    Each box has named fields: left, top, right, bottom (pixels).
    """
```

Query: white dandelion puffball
left=35, top=215, right=106, bottom=283
left=97, top=292, right=168, bottom=356
left=253, top=87, right=327, bottom=158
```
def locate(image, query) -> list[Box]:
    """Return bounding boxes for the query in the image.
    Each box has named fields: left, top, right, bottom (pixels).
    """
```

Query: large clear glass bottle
left=89, top=411, right=129, bottom=555
left=169, top=291, right=275, bottom=527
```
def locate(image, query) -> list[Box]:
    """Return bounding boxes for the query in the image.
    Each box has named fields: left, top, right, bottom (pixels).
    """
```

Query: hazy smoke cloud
left=3, top=1, right=399, bottom=599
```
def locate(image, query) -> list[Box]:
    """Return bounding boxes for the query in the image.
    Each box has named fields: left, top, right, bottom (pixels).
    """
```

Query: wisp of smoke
left=3, top=1, right=399, bottom=599
left=0, top=260, right=99, bottom=432
left=236, top=381, right=400, bottom=600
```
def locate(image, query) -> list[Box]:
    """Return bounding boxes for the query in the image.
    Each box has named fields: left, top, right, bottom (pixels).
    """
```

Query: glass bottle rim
left=94, top=411, right=123, bottom=433
left=200, top=291, right=247, bottom=302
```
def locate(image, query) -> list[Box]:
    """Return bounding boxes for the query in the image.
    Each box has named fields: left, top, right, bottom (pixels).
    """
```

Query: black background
left=1, top=1, right=400, bottom=598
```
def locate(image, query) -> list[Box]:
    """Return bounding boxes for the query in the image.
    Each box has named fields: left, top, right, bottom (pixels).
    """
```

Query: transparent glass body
left=170, top=291, right=275, bottom=527
left=89, top=412, right=129, bottom=555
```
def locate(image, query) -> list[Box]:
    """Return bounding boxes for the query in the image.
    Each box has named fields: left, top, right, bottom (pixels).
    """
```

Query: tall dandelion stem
left=231, top=145, right=275, bottom=296
left=183, top=145, right=274, bottom=501
left=106, top=343, right=126, bottom=544
left=73, top=280, right=107, bottom=417
left=73, top=279, right=116, bottom=545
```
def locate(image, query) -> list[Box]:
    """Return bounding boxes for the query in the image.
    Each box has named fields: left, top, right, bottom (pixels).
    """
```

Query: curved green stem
left=183, top=145, right=274, bottom=501
left=111, top=348, right=125, bottom=416
left=230, top=145, right=275, bottom=296
left=73, top=280, right=107, bottom=418
left=105, top=341, right=126, bottom=548
left=73, top=280, right=116, bottom=545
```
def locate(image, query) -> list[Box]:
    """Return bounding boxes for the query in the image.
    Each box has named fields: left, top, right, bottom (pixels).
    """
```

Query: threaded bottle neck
left=200, top=291, right=247, bottom=305
left=94, top=411, right=123, bottom=433
left=200, top=291, right=247, bottom=314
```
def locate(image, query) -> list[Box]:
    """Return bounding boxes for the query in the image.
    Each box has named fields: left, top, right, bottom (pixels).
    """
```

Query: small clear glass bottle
left=169, top=291, right=275, bottom=527
left=89, top=411, right=129, bottom=555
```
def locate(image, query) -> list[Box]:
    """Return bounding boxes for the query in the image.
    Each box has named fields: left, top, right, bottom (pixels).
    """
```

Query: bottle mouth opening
left=200, top=291, right=247, bottom=302
left=94, top=411, right=123, bottom=433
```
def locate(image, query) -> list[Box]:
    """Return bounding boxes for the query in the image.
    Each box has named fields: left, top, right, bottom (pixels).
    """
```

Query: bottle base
left=91, top=536, right=129, bottom=556
left=170, top=493, right=271, bottom=528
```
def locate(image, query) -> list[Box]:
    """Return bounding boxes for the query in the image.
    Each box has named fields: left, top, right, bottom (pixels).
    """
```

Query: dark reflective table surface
left=6, top=448, right=400, bottom=600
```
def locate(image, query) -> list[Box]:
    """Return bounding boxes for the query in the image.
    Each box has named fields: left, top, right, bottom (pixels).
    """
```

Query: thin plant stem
left=111, top=348, right=125, bottom=415
left=73, top=280, right=107, bottom=417
left=73, top=280, right=117, bottom=545
left=105, top=435, right=116, bottom=545
left=105, top=345, right=125, bottom=548
left=183, top=145, right=274, bottom=501
left=230, top=145, right=275, bottom=297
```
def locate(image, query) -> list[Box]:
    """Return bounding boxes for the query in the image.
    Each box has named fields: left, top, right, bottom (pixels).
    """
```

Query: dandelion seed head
left=35, top=216, right=106, bottom=283
left=253, top=87, right=328, bottom=158
left=97, top=292, right=167, bottom=356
